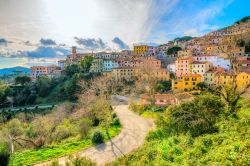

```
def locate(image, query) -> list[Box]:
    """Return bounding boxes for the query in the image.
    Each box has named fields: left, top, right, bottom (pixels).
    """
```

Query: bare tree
left=215, top=31, right=250, bottom=115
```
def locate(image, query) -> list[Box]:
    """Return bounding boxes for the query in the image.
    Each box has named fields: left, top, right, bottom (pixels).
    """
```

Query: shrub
left=129, top=103, right=145, bottom=114
left=146, top=130, right=164, bottom=141
left=0, top=143, right=10, bottom=166
left=111, top=112, right=117, bottom=119
left=90, top=115, right=100, bottom=127
left=66, top=156, right=96, bottom=166
left=112, top=117, right=120, bottom=126
left=164, top=94, right=225, bottom=136
left=79, top=118, right=92, bottom=139
left=91, top=131, right=104, bottom=144
left=51, top=119, right=76, bottom=142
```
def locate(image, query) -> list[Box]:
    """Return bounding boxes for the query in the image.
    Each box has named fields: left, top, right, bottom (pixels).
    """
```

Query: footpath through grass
left=10, top=126, right=121, bottom=166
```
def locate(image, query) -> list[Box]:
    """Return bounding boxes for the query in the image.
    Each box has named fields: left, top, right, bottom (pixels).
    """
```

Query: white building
left=95, top=52, right=122, bottom=59
left=102, top=59, right=119, bottom=72
left=167, top=63, right=175, bottom=73
left=192, top=55, right=231, bottom=70
left=58, top=60, right=66, bottom=70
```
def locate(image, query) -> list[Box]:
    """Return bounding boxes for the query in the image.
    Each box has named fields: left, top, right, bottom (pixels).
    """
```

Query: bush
left=0, top=143, right=10, bottom=166
left=129, top=103, right=145, bottom=114
left=111, top=112, right=117, bottom=119
left=66, top=156, right=96, bottom=166
left=79, top=118, right=92, bottom=139
left=112, top=117, right=120, bottom=126
left=91, top=131, right=104, bottom=144
left=51, top=119, right=76, bottom=142
left=164, top=94, right=225, bottom=136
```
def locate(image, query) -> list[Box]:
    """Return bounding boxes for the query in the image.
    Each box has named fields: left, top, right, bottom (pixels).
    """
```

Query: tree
left=245, top=41, right=250, bottom=53
left=36, top=76, right=51, bottom=97
left=167, top=46, right=182, bottom=55
left=0, top=142, right=10, bottom=166
left=65, top=64, right=80, bottom=77
left=154, top=81, right=171, bottom=93
left=80, top=56, right=94, bottom=73
left=164, top=94, right=225, bottom=136
left=79, top=118, right=92, bottom=139
left=91, top=131, right=104, bottom=144
left=1, top=119, right=24, bottom=153
left=14, top=76, right=31, bottom=86
left=196, top=82, right=209, bottom=91
left=0, top=80, right=8, bottom=108
left=216, top=33, right=250, bottom=116
left=64, top=74, right=80, bottom=101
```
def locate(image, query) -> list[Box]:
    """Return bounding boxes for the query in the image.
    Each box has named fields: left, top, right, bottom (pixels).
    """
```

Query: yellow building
left=217, top=72, right=250, bottom=91
left=90, top=59, right=103, bottom=73
left=112, top=67, right=136, bottom=82
left=172, top=74, right=202, bottom=92
left=154, top=69, right=170, bottom=81
left=134, top=45, right=149, bottom=54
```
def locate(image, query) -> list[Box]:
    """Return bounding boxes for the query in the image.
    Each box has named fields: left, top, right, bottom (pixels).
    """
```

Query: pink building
left=31, top=66, right=48, bottom=80
left=175, top=57, right=193, bottom=78
left=31, top=65, right=61, bottom=80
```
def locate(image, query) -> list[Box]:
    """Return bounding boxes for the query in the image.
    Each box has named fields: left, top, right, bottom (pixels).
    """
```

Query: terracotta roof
left=192, top=61, right=209, bottom=64
left=178, top=57, right=193, bottom=60
left=181, top=74, right=202, bottom=77
left=239, top=66, right=250, bottom=74
left=238, top=60, right=250, bottom=64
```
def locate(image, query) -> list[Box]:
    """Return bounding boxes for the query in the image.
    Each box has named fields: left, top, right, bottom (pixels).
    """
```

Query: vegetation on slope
left=236, top=16, right=250, bottom=24
left=0, top=74, right=123, bottom=166
left=108, top=93, right=250, bottom=166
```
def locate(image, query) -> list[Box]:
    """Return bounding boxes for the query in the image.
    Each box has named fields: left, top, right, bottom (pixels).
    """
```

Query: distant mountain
left=0, top=66, right=30, bottom=76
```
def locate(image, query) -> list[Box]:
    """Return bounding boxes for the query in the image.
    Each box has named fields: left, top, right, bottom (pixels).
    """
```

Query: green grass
left=108, top=108, right=250, bottom=166
left=10, top=125, right=121, bottom=166
left=141, top=111, right=159, bottom=119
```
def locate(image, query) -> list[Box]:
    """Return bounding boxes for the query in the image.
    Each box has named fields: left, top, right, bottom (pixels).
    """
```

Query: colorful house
left=112, top=67, right=136, bottom=82
left=191, top=61, right=213, bottom=79
left=102, top=59, right=119, bottom=72
left=134, top=45, right=149, bottom=54
left=90, top=59, right=103, bottom=73
left=204, top=67, right=225, bottom=85
left=175, top=57, right=193, bottom=78
left=192, top=55, right=231, bottom=70
left=216, top=72, right=250, bottom=91
left=172, top=74, right=202, bottom=92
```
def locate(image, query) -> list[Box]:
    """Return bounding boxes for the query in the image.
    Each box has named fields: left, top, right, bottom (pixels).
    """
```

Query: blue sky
left=0, top=0, right=249, bottom=68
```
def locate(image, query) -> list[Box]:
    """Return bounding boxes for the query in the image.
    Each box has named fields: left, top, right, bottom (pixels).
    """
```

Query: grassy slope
left=10, top=126, right=121, bottom=166
left=108, top=109, right=250, bottom=166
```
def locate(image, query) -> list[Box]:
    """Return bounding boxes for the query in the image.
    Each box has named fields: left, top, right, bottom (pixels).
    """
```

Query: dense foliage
left=236, top=16, right=250, bottom=24
left=166, top=46, right=182, bottom=55
left=109, top=93, right=250, bottom=165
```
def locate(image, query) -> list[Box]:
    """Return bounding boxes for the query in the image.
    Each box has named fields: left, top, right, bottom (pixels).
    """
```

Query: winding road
left=36, top=104, right=154, bottom=166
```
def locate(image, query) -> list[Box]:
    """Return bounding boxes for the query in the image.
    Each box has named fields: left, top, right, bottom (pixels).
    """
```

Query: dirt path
left=36, top=105, right=154, bottom=166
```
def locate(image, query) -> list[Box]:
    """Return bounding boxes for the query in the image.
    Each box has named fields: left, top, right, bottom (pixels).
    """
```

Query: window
left=185, top=82, right=188, bottom=85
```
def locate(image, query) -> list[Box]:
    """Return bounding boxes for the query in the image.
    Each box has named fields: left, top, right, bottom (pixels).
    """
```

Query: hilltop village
left=30, top=19, right=250, bottom=105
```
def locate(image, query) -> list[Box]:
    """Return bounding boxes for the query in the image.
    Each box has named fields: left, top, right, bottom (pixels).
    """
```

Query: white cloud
left=184, top=29, right=199, bottom=37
